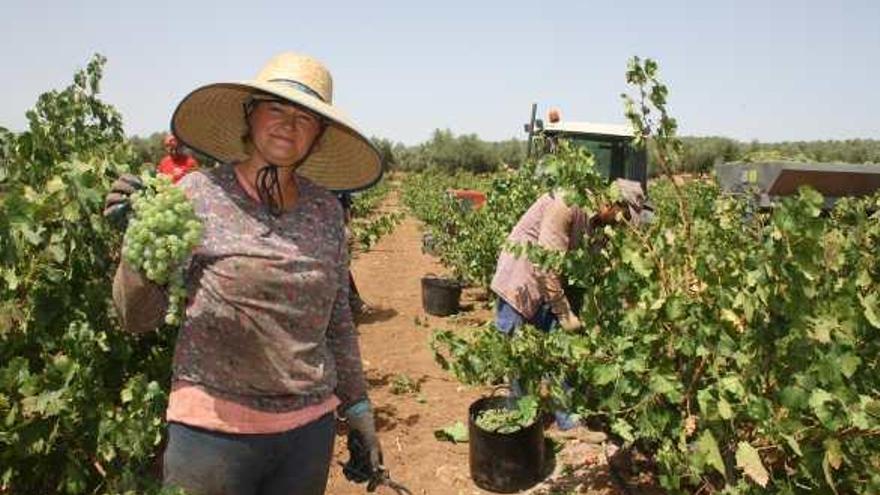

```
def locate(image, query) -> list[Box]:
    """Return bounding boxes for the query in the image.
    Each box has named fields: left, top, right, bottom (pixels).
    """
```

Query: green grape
left=122, top=173, right=203, bottom=327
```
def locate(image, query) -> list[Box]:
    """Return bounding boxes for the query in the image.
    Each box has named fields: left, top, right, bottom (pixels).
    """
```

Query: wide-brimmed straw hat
left=171, top=52, right=382, bottom=192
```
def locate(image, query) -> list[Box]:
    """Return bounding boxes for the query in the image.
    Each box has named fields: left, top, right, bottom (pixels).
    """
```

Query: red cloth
left=448, top=189, right=487, bottom=209
left=157, top=154, right=199, bottom=183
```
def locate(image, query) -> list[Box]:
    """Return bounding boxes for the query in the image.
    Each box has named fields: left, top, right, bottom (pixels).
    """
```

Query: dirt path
left=325, top=189, right=624, bottom=495
left=325, top=191, right=493, bottom=495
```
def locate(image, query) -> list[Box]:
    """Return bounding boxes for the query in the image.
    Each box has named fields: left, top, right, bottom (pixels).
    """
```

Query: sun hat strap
left=256, top=165, right=284, bottom=217
left=267, top=78, right=327, bottom=102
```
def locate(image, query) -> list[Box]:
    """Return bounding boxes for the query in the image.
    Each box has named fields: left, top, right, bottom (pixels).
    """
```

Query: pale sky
left=2, top=0, right=878, bottom=145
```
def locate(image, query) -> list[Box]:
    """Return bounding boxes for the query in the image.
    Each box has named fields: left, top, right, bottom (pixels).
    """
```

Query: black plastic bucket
left=421, top=276, right=461, bottom=316
left=468, top=396, right=545, bottom=493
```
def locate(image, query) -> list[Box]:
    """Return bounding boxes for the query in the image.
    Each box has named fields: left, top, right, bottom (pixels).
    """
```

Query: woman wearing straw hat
left=105, top=52, right=383, bottom=494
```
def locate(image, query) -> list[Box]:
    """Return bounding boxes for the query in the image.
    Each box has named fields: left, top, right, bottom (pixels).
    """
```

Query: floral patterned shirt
left=113, top=163, right=367, bottom=413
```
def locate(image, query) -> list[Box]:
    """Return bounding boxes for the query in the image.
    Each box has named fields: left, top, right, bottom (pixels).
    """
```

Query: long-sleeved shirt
left=112, top=163, right=367, bottom=430
left=490, top=193, right=588, bottom=320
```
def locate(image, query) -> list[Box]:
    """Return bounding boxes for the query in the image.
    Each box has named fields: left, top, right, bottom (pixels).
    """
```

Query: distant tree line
left=665, top=136, right=880, bottom=175
left=128, top=132, right=165, bottom=166
left=127, top=130, right=879, bottom=176
left=388, top=129, right=526, bottom=173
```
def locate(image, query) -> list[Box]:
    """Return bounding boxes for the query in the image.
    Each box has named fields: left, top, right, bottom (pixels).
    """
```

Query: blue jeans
left=163, top=413, right=335, bottom=495
left=495, top=298, right=580, bottom=430
left=495, top=298, right=557, bottom=334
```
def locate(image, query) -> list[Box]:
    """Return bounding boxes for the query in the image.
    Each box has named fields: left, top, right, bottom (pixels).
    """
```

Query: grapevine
left=122, top=174, right=203, bottom=325
left=432, top=57, right=880, bottom=493
left=1, top=55, right=182, bottom=494
left=351, top=211, right=405, bottom=250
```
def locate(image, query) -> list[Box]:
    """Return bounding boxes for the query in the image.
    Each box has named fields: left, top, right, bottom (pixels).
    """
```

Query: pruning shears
left=341, top=430, right=413, bottom=495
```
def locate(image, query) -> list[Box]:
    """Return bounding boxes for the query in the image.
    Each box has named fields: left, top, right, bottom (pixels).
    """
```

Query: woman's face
left=247, top=100, right=322, bottom=166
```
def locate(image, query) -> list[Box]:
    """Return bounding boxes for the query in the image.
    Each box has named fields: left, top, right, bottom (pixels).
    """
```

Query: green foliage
left=0, top=55, right=175, bottom=494
left=402, top=164, right=533, bottom=287
left=431, top=57, right=880, bottom=494
left=402, top=141, right=603, bottom=288
left=672, top=137, right=741, bottom=174
left=739, top=139, right=880, bottom=166
left=475, top=396, right=539, bottom=434
left=739, top=148, right=811, bottom=163
left=434, top=421, right=469, bottom=443
left=351, top=211, right=404, bottom=251
left=128, top=132, right=166, bottom=169
left=350, top=179, right=393, bottom=219
left=347, top=178, right=403, bottom=251
left=0, top=55, right=130, bottom=187
left=389, top=373, right=421, bottom=395
left=371, top=136, right=397, bottom=171
left=656, top=137, right=880, bottom=176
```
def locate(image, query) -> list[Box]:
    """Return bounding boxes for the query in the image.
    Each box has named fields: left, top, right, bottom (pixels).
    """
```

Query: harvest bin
left=468, top=396, right=545, bottom=493
left=421, top=276, right=461, bottom=316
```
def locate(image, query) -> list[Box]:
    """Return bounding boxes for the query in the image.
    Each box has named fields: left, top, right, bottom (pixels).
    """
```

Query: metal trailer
left=715, top=161, right=880, bottom=209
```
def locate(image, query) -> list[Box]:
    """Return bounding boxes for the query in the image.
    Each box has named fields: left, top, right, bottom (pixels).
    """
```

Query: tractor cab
left=525, top=105, right=648, bottom=191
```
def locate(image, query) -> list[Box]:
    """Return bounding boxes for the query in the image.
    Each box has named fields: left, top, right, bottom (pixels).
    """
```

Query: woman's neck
left=234, top=157, right=300, bottom=211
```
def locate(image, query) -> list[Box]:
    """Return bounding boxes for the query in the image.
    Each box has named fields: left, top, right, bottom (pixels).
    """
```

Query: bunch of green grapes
left=122, top=174, right=203, bottom=325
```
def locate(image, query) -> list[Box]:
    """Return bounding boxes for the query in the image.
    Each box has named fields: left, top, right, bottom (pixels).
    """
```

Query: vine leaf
left=612, top=419, right=635, bottom=444
left=823, top=438, right=844, bottom=495
left=824, top=438, right=844, bottom=470
left=433, top=422, right=468, bottom=443
left=621, top=246, right=652, bottom=278
left=838, top=354, right=861, bottom=379
left=736, top=442, right=769, bottom=487
left=859, top=293, right=880, bottom=329
left=809, top=389, right=835, bottom=424
left=782, top=434, right=803, bottom=457
left=717, top=398, right=733, bottom=420
left=808, top=315, right=837, bottom=343
left=696, top=430, right=726, bottom=478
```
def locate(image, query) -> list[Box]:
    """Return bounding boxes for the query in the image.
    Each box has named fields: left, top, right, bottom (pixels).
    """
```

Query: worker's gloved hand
left=547, top=294, right=583, bottom=332
left=343, top=400, right=383, bottom=482
left=557, top=311, right=584, bottom=332
left=103, top=173, right=145, bottom=229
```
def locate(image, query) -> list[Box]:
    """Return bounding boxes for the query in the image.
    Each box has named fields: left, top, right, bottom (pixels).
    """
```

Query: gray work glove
left=547, top=294, right=584, bottom=332
left=344, top=400, right=383, bottom=476
left=103, top=173, right=144, bottom=230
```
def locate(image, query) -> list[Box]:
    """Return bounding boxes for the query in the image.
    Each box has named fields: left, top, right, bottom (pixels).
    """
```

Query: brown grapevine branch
left=683, top=355, right=708, bottom=417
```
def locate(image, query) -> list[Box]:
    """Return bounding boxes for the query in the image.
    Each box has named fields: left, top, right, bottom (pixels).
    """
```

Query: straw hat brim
left=171, top=81, right=383, bottom=192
